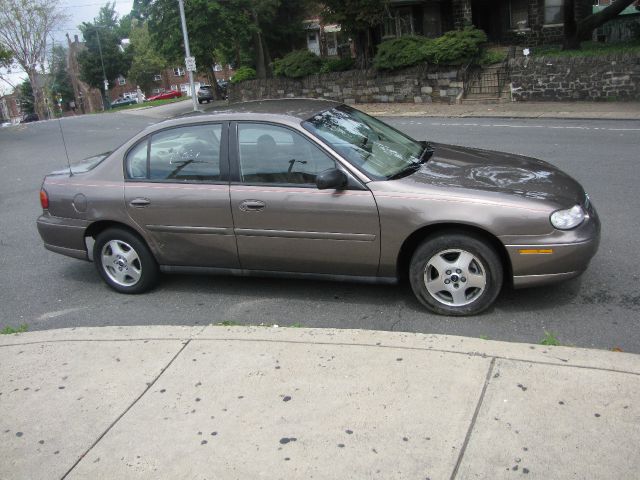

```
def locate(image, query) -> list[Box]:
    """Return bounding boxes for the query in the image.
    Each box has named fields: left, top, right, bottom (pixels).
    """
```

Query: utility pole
left=178, top=0, right=198, bottom=112
left=95, top=28, right=110, bottom=110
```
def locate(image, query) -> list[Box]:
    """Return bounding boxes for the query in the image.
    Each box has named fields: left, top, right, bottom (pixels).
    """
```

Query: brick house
left=380, top=0, right=596, bottom=45
left=109, top=64, right=236, bottom=101
left=0, top=92, right=21, bottom=123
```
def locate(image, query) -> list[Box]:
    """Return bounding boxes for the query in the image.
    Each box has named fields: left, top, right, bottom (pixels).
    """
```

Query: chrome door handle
left=129, top=198, right=151, bottom=207
left=239, top=200, right=266, bottom=212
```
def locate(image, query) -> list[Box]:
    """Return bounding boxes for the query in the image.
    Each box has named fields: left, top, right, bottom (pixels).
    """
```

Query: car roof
left=215, top=98, right=341, bottom=120
left=147, top=99, right=343, bottom=132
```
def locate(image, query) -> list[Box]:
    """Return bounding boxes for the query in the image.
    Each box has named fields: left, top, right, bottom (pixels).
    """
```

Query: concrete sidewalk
left=356, top=101, right=640, bottom=120
left=1, top=326, right=638, bottom=479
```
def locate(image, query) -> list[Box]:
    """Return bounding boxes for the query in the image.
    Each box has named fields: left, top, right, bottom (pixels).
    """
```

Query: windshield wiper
left=388, top=162, right=421, bottom=180
left=418, top=141, right=434, bottom=164
left=388, top=142, right=434, bottom=180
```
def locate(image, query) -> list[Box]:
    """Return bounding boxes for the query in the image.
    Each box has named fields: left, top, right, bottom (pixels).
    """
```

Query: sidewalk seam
left=3, top=336, right=639, bottom=377
left=59, top=339, right=192, bottom=480
left=450, top=356, right=496, bottom=480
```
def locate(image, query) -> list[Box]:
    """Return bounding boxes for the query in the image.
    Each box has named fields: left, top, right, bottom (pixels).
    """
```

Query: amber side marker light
left=40, top=189, right=49, bottom=209
left=518, top=249, right=554, bottom=255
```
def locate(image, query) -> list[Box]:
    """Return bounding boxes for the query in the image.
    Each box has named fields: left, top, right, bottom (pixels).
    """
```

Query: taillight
left=40, top=189, right=49, bottom=209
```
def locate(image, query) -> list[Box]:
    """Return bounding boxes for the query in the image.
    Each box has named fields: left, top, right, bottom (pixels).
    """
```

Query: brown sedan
left=37, top=99, right=600, bottom=315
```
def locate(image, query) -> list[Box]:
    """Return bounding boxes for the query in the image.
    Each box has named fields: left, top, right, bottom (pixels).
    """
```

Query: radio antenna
left=57, top=117, right=73, bottom=176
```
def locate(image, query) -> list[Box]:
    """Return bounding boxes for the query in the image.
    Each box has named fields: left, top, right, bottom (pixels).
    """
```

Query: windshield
left=302, top=105, right=425, bottom=180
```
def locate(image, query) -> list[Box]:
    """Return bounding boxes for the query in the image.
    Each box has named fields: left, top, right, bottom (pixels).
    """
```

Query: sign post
left=178, top=0, right=199, bottom=112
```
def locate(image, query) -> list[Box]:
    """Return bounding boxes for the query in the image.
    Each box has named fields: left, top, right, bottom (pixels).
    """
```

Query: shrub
left=230, top=66, right=257, bottom=84
left=422, top=27, right=487, bottom=65
left=273, top=50, right=322, bottom=78
left=320, top=57, right=355, bottom=74
left=373, top=36, right=430, bottom=71
left=479, top=49, right=507, bottom=65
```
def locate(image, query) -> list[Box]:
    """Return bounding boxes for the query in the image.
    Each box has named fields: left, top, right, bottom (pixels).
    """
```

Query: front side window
left=303, top=105, right=425, bottom=180
left=126, top=124, right=222, bottom=182
left=237, top=123, right=336, bottom=185
left=545, top=0, right=564, bottom=24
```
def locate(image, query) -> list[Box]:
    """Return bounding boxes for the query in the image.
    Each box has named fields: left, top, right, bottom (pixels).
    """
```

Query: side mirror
left=316, top=168, right=348, bottom=190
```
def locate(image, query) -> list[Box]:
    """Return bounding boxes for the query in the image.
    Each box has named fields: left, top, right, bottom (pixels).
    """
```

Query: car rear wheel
left=409, top=233, right=503, bottom=316
left=93, top=228, right=158, bottom=294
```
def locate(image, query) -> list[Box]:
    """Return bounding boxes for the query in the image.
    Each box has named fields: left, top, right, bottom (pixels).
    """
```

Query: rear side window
left=126, top=124, right=223, bottom=182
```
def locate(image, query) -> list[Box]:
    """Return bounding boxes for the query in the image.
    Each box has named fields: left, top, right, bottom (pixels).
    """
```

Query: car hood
left=396, top=143, right=585, bottom=206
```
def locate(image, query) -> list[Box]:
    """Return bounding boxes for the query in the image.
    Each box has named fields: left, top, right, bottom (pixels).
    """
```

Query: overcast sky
left=55, top=0, right=134, bottom=43
left=1, top=0, right=133, bottom=94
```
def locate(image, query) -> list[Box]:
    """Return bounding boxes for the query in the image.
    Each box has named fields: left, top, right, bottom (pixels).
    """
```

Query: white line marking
left=37, top=307, right=85, bottom=321
left=426, top=122, right=640, bottom=132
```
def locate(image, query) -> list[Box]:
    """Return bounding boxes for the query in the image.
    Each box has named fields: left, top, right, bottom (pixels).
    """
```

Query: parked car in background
left=146, top=90, right=182, bottom=101
left=36, top=99, right=600, bottom=316
left=197, top=85, right=214, bottom=104
left=217, top=80, right=228, bottom=99
left=111, top=97, right=138, bottom=108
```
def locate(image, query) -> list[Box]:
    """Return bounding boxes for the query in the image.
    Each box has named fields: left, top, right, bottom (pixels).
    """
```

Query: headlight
left=550, top=205, right=586, bottom=230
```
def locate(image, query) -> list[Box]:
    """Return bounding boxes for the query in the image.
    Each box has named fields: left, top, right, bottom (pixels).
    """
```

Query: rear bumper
left=37, top=213, right=90, bottom=261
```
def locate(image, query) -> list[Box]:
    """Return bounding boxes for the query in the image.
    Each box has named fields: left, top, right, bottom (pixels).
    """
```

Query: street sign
left=185, top=56, right=197, bottom=72
left=103, top=79, right=109, bottom=90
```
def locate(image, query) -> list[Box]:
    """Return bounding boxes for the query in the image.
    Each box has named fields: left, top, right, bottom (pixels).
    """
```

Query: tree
left=49, top=45, right=74, bottom=111
left=18, top=79, right=35, bottom=114
left=140, top=0, right=308, bottom=81
left=77, top=3, right=132, bottom=102
left=0, top=0, right=69, bottom=118
left=127, top=22, right=165, bottom=94
left=0, top=43, right=11, bottom=67
left=322, top=0, right=388, bottom=67
left=563, top=0, right=639, bottom=49
left=143, top=0, right=253, bottom=82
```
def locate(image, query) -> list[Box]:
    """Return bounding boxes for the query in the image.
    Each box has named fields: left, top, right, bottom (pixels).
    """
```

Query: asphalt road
left=1, top=104, right=639, bottom=352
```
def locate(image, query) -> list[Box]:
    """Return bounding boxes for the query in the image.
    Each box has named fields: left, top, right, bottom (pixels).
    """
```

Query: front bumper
left=502, top=202, right=601, bottom=289
left=37, top=213, right=90, bottom=261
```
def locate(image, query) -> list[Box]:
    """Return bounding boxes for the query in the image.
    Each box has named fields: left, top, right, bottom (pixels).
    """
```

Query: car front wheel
left=93, top=228, right=158, bottom=294
left=409, top=233, right=503, bottom=316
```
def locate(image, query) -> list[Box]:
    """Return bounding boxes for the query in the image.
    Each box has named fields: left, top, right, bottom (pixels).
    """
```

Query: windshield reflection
left=303, top=105, right=424, bottom=180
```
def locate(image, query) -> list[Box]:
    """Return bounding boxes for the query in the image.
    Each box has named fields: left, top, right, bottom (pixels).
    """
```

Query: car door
left=229, top=121, right=380, bottom=276
left=124, top=122, right=239, bottom=268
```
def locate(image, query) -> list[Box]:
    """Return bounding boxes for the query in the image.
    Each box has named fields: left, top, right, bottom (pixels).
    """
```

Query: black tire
left=198, top=99, right=203, bottom=104
left=409, top=232, right=503, bottom=316
left=93, top=228, right=159, bottom=294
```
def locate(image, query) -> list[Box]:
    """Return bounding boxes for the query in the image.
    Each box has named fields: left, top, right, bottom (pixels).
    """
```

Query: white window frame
left=173, top=67, right=185, bottom=76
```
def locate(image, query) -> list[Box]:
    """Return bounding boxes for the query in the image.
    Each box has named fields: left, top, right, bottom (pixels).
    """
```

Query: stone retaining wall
left=228, top=65, right=466, bottom=105
left=509, top=54, right=640, bottom=101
